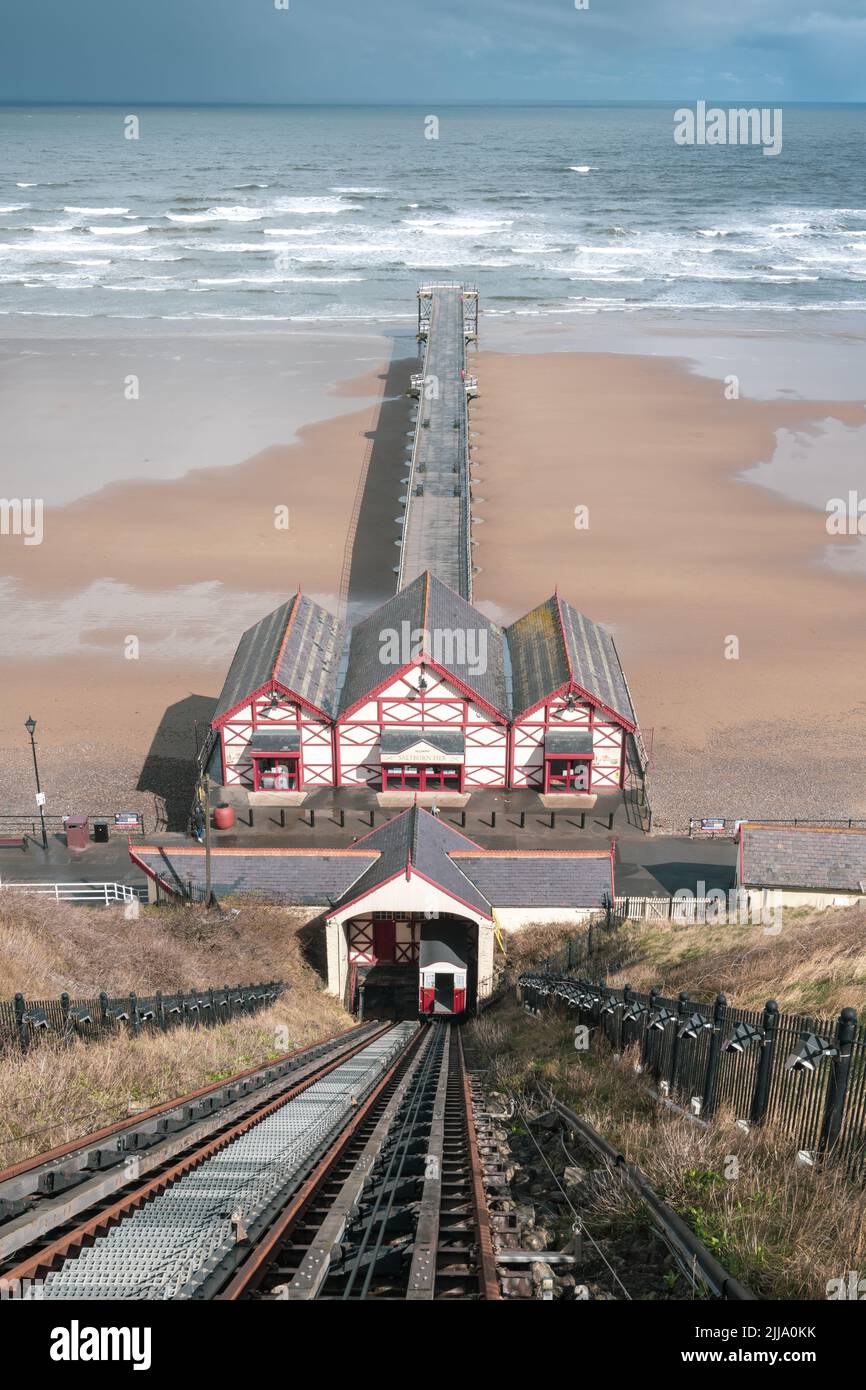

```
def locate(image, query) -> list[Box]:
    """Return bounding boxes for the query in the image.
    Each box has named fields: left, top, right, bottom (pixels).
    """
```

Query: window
left=545, top=757, right=591, bottom=792
left=252, top=755, right=300, bottom=791
left=382, top=763, right=463, bottom=791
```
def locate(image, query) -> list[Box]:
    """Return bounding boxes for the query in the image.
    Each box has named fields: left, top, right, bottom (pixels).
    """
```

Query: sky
left=1, top=0, right=865, bottom=104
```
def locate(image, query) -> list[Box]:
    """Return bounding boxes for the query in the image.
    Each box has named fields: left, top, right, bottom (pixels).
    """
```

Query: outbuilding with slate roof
left=737, top=823, right=866, bottom=908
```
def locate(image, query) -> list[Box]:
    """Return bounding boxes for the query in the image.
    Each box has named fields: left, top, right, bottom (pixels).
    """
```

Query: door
left=434, top=972, right=454, bottom=1012
left=373, top=919, right=396, bottom=962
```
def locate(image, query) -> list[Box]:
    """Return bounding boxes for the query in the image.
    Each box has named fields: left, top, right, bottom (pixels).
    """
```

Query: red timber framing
left=381, top=763, right=464, bottom=792
left=544, top=754, right=592, bottom=793
left=348, top=913, right=421, bottom=966
left=509, top=683, right=632, bottom=792
left=215, top=686, right=334, bottom=792
left=336, top=660, right=508, bottom=791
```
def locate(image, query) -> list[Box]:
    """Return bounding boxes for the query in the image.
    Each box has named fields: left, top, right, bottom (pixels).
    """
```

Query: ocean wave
left=91, top=224, right=149, bottom=235
left=65, top=206, right=130, bottom=215
left=0, top=203, right=29, bottom=212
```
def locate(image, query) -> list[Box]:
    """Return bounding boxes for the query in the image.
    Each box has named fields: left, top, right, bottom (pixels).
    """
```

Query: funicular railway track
left=0, top=1021, right=499, bottom=1301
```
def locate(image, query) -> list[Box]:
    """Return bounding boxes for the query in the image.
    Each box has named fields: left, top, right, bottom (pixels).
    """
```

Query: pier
left=397, top=283, right=478, bottom=601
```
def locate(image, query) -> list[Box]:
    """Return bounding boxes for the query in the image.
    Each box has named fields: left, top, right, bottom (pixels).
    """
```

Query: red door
left=372, top=920, right=396, bottom=962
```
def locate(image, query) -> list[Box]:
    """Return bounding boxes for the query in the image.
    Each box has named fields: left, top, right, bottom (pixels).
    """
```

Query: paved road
left=0, top=819, right=737, bottom=899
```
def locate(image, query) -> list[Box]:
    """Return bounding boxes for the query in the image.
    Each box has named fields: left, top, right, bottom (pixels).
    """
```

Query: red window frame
left=381, top=763, right=464, bottom=792
left=251, top=753, right=301, bottom=792
left=543, top=755, right=592, bottom=793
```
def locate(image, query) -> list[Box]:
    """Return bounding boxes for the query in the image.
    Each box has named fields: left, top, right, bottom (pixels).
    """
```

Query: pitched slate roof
left=337, top=571, right=508, bottom=718
left=506, top=595, right=636, bottom=727
left=738, top=824, right=866, bottom=893
left=212, top=592, right=345, bottom=724
left=130, top=846, right=374, bottom=906
left=330, top=807, right=491, bottom=916
left=451, top=850, right=614, bottom=908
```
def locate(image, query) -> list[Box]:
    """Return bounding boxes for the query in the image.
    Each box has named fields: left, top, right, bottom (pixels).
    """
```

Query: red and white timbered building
left=208, top=591, right=343, bottom=797
left=335, top=572, right=508, bottom=793
left=507, top=594, right=636, bottom=795
left=206, top=572, right=640, bottom=801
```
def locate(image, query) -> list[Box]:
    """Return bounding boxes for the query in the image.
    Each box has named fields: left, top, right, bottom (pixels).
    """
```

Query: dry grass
left=0, top=895, right=350, bottom=1168
left=497, top=921, right=579, bottom=975
left=469, top=999, right=866, bottom=1299
left=583, top=902, right=866, bottom=1019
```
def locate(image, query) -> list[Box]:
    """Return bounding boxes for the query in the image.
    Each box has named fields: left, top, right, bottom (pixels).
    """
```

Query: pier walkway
left=397, top=284, right=478, bottom=601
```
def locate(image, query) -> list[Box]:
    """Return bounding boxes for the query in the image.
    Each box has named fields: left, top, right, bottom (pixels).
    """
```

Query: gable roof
left=212, top=592, right=345, bottom=724
left=130, top=817, right=614, bottom=914
left=506, top=595, right=636, bottom=726
left=329, top=806, right=491, bottom=917
left=738, top=823, right=866, bottom=893
left=451, top=849, right=614, bottom=908
left=337, top=571, right=508, bottom=718
left=130, top=845, right=375, bottom=905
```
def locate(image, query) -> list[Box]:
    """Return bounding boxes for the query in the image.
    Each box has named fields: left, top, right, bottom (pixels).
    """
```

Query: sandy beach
left=2, top=316, right=865, bottom=830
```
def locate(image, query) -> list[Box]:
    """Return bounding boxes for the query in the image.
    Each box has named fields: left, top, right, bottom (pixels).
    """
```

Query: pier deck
left=397, top=284, right=476, bottom=600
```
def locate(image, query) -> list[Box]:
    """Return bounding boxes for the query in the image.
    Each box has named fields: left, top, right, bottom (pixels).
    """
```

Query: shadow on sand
left=342, top=341, right=419, bottom=623
left=137, top=693, right=217, bottom=832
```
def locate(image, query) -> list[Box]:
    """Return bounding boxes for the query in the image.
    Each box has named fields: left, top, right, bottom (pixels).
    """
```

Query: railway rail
left=0, top=1020, right=500, bottom=1301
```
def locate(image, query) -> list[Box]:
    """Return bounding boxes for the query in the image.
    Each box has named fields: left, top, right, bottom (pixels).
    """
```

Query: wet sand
left=2, top=322, right=865, bottom=829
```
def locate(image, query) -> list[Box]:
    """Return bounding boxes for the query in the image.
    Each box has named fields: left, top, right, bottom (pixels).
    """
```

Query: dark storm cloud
left=1, top=0, right=864, bottom=102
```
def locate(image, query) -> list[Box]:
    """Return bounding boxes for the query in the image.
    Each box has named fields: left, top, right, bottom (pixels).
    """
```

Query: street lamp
left=24, top=715, right=48, bottom=850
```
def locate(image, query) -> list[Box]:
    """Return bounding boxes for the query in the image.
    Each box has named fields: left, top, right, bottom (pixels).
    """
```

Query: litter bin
left=93, top=821, right=110, bottom=844
left=65, top=816, right=89, bottom=850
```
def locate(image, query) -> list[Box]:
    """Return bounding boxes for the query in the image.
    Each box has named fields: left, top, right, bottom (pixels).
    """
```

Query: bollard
left=490, top=811, right=496, bottom=829
left=369, top=809, right=375, bottom=827
left=550, top=811, right=556, bottom=829
left=519, top=811, right=526, bottom=828
left=579, top=812, right=585, bottom=829
left=338, top=808, right=345, bottom=828
left=279, top=809, right=286, bottom=828
left=460, top=810, right=466, bottom=828
left=309, top=808, right=316, bottom=828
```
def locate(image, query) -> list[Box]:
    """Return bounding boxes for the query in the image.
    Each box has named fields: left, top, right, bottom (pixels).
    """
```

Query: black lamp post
left=24, top=715, right=48, bottom=850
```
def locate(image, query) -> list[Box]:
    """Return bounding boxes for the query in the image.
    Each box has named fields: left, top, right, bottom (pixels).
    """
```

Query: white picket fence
left=614, top=895, right=723, bottom=923
left=0, top=880, right=146, bottom=905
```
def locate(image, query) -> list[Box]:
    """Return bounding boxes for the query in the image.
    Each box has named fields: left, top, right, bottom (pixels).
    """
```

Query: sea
left=2, top=103, right=866, bottom=324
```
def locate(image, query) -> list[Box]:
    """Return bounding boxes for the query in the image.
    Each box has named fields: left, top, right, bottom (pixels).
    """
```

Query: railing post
left=668, top=991, right=690, bottom=1094
left=156, top=990, right=166, bottom=1032
left=819, top=1007, right=859, bottom=1155
left=60, top=990, right=70, bottom=1043
left=749, top=1000, right=779, bottom=1124
left=621, top=984, right=633, bottom=1049
left=701, top=993, right=728, bottom=1119
left=99, top=990, right=109, bottom=1040
left=129, top=991, right=139, bottom=1037
left=643, top=986, right=661, bottom=1070
left=14, top=992, right=28, bottom=1054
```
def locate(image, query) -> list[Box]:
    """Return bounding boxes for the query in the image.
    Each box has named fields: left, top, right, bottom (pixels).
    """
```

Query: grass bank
left=0, top=894, right=349, bottom=1169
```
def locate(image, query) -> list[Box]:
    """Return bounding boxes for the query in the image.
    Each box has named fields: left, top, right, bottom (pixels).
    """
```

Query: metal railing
left=0, top=880, right=146, bottom=905
left=520, top=972, right=866, bottom=1181
left=1, top=980, right=284, bottom=1055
